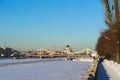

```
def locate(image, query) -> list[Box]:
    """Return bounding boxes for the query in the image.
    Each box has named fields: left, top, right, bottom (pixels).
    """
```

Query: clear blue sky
left=0, top=0, right=106, bottom=51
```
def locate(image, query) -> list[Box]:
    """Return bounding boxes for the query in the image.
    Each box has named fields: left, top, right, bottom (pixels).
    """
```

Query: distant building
left=91, top=52, right=98, bottom=57
left=64, top=45, right=73, bottom=54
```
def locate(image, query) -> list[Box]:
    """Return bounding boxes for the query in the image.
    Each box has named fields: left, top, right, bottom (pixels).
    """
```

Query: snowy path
left=103, top=60, right=120, bottom=80
left=97, top=60, right=120, bottom=80
left=0, top=59, right=92, bottom=80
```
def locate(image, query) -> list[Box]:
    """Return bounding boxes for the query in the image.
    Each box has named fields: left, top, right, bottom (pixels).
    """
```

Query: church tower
left=64, top=45, right=72, bottom=54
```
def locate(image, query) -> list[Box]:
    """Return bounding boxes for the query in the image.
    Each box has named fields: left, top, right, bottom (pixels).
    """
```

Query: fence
left=81, top=59, right=98, bottom=80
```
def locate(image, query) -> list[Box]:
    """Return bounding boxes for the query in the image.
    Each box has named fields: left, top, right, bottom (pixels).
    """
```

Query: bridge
left=28, top=48, right=95, bottom=59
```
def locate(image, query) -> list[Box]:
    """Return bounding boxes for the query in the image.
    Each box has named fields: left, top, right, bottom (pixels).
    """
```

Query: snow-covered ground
left=73, top=58, right=93, bottom=62
left=103, top=59, right=120, bottom=80
left=0, top=58, right=65, bottom=67
left=0, top=58, right=92, bottom=80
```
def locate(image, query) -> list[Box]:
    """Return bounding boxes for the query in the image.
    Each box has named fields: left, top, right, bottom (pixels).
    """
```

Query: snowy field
left=0, top=58, right=92, bottom=80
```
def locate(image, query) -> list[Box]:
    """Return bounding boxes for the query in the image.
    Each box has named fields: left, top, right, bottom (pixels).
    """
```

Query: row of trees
left=96, top=0, right=120, bottom=63
left=0, top=47, right=21, bottom=58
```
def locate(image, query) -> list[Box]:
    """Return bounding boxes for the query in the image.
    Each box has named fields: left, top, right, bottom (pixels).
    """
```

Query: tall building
left=64, top=45, right=72, bottom=54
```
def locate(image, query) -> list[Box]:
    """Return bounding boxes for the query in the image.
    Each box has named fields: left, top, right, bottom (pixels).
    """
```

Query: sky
left=0, top=0, right=106, bottom=51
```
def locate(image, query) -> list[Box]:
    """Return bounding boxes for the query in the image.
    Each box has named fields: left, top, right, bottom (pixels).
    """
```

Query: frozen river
left=0, top=58, right=92, bottom=80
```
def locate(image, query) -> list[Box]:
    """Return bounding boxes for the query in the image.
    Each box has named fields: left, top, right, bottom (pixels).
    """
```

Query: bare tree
left=97, top=0, right=120, bottom=63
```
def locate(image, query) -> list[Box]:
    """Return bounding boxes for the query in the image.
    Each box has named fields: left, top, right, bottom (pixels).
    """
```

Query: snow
left=102, top=60, right=120, bottom=80
left=0, top=58, right=93, bottom=80
left=73, top=58, right=93, bottom=62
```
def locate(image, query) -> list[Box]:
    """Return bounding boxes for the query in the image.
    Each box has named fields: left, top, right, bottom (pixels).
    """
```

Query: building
left=91, top=52, right=98, bottom=58
left=64, top=45, right=73, bottom=54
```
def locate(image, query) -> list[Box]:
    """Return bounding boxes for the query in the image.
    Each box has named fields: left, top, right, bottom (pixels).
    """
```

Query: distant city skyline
left=0, top=0, right=106, bottom=51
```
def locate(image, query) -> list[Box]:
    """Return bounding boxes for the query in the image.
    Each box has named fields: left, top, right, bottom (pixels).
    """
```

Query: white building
left=91, top=52, right=98, bottom=57
left=64, top=45, right=73, bottom=54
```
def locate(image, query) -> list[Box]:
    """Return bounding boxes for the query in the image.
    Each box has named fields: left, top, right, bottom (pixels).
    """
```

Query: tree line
left=0, top=47, right=21, bottom=58
left=96, top=0, right=120, bottom=63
